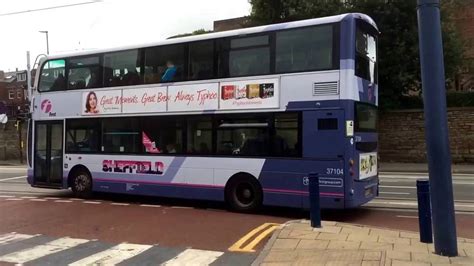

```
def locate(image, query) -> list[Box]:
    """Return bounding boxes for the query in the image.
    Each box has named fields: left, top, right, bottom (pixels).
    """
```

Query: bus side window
left=104, top=49, right=142, bottom=87
left=38, top=59, right=66, bottom=92
left=144, top=44, right=185, bottom=84
left=188, top=40, right=214, bottom=80
left=68, top=56, right=101, bottom=90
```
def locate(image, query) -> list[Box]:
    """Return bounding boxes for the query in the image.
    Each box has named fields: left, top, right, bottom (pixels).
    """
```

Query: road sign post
left=308, top=172, right=321, bottom=228
left=416, top=180, right=433, bottom=243
left=416, top=0, right=457, bottom=256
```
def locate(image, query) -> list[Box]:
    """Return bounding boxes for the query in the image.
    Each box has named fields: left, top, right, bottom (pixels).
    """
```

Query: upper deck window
left=104, top=50, right=142, bottom=87
left=144, top=45, right=185, bottom=84
left=188, top=41, right=214, bottom=80
left=219, top=34, right=271, bottom=78
left=275, top=25, right=334, bottom=73
left=68, top=56, right=101, bottom=90
left=355, top=20, right=378, bottom=83
left=38, top=59, right=66, bottom=92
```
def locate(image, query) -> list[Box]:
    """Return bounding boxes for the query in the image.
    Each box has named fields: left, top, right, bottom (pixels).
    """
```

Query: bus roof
left=40, top=13, right=377, bottom=62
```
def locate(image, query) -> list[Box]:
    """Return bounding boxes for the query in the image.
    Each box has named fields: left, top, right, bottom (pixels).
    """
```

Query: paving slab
left=254, top=220, right=474, bottom=266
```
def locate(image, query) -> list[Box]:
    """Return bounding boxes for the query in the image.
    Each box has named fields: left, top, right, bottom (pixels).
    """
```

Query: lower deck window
left=65, top=112, right=301, bottom=157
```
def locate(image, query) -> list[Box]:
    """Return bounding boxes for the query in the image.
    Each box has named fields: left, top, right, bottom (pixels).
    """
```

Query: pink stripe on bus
left=263, top=188, right=344, bottom=197
left=94, top=178, right=224, bottom=189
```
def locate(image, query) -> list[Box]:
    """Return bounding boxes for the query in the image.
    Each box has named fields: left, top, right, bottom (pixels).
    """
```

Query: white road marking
left=20, top=196, right=38, bottom=199
left=111, top=202, right=130, bottom=206
left=0, top=176, right=27, bottom=182
left=379, top=186, right=416, bottom=189
left=43, top=197, right=61, bottom=200
left=83, top=201, right=101, bottom=204
left=0, top=237, right=88, bottom=264
left=380, top=172, right=474, bottom=177
left=0, top=195, right=15, bottom=198
left=69, top=243, right=152, bottom=265
left=0, top=169, right=27, bottom=173
left=0, top=233, right=37, bottom=245
left=163, top=249, right=224, bottom=266
left=379, top=192, right=410, bottom=195
left=396, top=215, right=418, bottom=219
left=5, top=198, right=23, bottom=201
left=170, top=206, right=192, bottom=209
left=370, top=200, right=474, bottom=209
left=54, top=200, right=72, bottom=203
left=381, top=179, right=474, bottom=185
left=140, top=204, right=161, bottom=208
left=30, top=199, right=47, bottom=202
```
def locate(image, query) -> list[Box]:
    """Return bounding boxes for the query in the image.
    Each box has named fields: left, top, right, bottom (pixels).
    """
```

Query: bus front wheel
left=71, top=170, right=93, bottom=198
left=226, top=175, right=263, bottom=212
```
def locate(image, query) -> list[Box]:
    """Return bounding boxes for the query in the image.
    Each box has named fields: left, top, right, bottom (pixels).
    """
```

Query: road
left=367, top=171, right=474, bottom=213
left=0, top=166, right=473, bottom=264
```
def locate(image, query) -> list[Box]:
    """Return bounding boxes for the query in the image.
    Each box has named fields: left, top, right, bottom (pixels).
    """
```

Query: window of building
left=216, top=114, right=269, bottom=156
left=188, top=41, right=214, bottom=80
left=102, top=118, right=141, bottom=153
left=144, top=44, right=185, bottom=84
left=17, top=73, right=26, bottom=81
left=187, top=116, right=212, bottom=154
left=68, top=56, right=101, bottom=90
left=16, top=90, right=22, bottom=99
left=355, top=20, right=377, bottom=83
left=38, top=59, right=66, bottom=92
left=141, top=117, right=183, bottom=154
left=104, top=49, right=142, bottom=87
left=276, top=25, right=334, bottom=73
left=66, top=119, right=100, bottom=153
left=8, top=90, right=15, bottom=99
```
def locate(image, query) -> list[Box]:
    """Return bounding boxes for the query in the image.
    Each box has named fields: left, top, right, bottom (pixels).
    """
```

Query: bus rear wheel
left=226, top=175, right=263, bottom=212
left=71, top=170, right=93, bottom=198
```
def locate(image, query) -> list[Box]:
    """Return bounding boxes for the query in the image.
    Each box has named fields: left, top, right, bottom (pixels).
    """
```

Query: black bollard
left=308, top=172, right=321, bottom=228
left=417, top=179, right=433, bottom=243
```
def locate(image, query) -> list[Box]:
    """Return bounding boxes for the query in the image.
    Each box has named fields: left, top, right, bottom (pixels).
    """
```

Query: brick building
left=0, top=70, right=29, bottom=120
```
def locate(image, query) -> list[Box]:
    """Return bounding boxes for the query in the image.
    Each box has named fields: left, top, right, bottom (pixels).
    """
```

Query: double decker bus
left=27, top=13, right=379, bottom=211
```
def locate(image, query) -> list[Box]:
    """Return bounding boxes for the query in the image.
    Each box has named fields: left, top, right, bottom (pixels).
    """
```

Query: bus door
left=303, top=109, right=345, bottom=158
left=34, top=121, right=63, bottom=187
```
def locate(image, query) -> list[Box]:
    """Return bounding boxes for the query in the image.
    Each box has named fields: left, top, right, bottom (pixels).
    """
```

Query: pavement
left=253, top=220, right=474, bottom=266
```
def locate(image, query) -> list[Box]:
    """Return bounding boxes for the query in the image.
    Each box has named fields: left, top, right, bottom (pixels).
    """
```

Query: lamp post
left=39, top=30, right=49, bottom=55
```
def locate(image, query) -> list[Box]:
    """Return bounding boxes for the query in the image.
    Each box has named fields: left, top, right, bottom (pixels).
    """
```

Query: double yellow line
left=228, top=223, right=280, bottom=252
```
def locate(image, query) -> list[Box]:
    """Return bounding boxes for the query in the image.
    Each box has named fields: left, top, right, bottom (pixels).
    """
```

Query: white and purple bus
left=27, top=13, right=379, bottom=211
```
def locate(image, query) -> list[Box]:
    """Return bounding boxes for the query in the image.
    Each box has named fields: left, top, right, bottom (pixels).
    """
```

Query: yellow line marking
left=240, top=225, right=279, bottom=252
left=228, top=223, right=280, bottom=252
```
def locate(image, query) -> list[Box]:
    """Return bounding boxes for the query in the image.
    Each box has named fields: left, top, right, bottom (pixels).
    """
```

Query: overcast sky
left=0, top=0, right=251, bottom=72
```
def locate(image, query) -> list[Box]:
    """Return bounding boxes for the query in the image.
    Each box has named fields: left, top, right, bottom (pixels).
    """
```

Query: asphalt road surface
left=367, top=171, right=474, bottom=213
left=0, top=166, right=473, bottom=264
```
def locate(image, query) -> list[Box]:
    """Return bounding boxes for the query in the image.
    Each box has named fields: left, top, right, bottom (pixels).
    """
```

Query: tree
left=167, top=29, right=213, bottom=39
left=248, top=0, right=467, bottom=109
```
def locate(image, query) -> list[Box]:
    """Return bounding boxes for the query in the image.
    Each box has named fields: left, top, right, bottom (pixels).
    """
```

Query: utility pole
left=416, top=0, right=457, bottom=256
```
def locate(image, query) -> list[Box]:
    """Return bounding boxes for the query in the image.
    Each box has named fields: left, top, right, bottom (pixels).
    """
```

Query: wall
left=0, top=121, right=27, bottom=161
left=379, top=108, right=474, bottom=163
